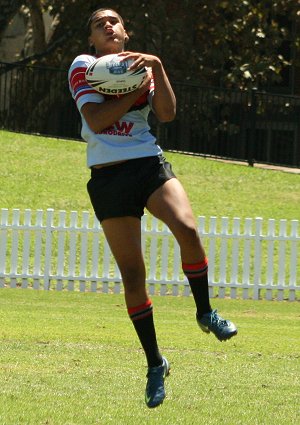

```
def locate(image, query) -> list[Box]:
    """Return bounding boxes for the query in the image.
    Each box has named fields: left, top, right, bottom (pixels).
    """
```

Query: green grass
left=0, top=130, right=299, bottom=220
left=0, top=289, right=299, bottom=425
left=1, top=130, right=299, bottom=292
left=0, top=131, right=299, bottom=423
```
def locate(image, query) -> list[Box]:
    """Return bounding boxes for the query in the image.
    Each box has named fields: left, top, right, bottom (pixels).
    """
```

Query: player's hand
left=136, top=69, right=151, bottom=93
left=118, top=51, right=161, bottom=72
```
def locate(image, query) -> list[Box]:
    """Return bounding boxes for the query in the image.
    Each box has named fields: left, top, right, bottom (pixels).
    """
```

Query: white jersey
left=68, top=54, right=162, bottom=167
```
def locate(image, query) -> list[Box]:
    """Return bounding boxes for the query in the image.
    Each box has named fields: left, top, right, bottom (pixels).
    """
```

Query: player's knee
left=123, top=279, right=145, bottom=295
left=120, top=265, right=145, bottom=292
left=179, top=221, right=199, bottom=243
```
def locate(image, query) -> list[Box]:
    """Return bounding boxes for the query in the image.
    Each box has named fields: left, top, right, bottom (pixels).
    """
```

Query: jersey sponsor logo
left=98, top=120, right=134, bottom=137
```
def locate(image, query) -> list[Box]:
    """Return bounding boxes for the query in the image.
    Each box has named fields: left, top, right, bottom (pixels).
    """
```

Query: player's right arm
left=68, top=55, right=151, bottom=134
left=81, top=77, right=150, bottom=133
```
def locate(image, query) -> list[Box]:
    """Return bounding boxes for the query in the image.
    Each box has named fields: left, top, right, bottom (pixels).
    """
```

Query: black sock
left=182, top=258, right=212, bottom=318
left=128, top=299, right=163, bottom=368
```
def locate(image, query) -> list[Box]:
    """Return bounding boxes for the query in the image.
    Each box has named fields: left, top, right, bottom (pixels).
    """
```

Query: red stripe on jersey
left=70, top=66, right=87, bottom=82
left=134, top=91, right=148, bottom=106
left=103, top=90, right=149, bottom=107
left=70, top=67, right=88, bottom=92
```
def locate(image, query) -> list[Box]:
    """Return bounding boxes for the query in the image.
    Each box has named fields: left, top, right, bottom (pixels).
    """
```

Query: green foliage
left=1, top=0, right=299, bottom=89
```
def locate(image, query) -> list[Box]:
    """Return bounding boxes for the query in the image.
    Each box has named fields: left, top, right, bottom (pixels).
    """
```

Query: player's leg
left=101, top=216, right=162, bottom=364
left=87, top=160, right=169, bottom=407
left=146, top=178, right=237, bottom=341
left=146, top=178, right=211, bottom=315
left=101, top=216, right=147, bottom=307
left=101, top=216, right=169, bottom=407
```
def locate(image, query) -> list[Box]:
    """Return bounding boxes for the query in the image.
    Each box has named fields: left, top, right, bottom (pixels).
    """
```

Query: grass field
left=0, top=289, right=299, bottom=425
left=0, top=130, right=299, bottom=220
left=0, top=131, right=299, bottom=424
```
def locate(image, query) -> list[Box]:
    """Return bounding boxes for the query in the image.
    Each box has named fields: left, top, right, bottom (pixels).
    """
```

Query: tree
left=0, top=0, right=22, bottom=39
left=26, top=0, right=46, bottom=55
left=1, top=0, right=299, bottom=90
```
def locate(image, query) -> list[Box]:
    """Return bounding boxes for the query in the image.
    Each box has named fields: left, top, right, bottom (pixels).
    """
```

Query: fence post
left=44, top=209, right=54, bottom=290
left=248, top=88, right=257, bottom=166
left=253, top=217, right=263, bottom=300
left=0, top=209, right=9, bottom=288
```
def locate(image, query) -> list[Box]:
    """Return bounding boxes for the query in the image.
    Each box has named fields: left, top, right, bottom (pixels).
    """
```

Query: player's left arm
left=118, top=52, right=176, bottom=122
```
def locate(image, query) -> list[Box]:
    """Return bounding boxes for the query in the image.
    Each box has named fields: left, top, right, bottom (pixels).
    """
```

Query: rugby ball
left=85, top=54, right=147, bottom=95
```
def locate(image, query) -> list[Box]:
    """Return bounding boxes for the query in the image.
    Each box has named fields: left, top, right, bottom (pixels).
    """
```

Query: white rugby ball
left=85, top=54, right=147, bottom=95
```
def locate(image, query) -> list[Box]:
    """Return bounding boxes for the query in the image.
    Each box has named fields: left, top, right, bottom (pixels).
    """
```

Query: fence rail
left=0, top=209, right=299, bottom=301
left=1, top=62, right=300, bottom=167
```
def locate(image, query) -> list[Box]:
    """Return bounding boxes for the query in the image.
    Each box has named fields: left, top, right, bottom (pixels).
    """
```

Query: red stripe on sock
left=182, top=257, right=208, bottom=271
left=128, top=299, right=152, bottom=316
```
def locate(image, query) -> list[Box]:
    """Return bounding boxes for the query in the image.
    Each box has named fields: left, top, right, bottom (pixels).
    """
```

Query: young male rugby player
left=68, top=7, right=237, bottom=408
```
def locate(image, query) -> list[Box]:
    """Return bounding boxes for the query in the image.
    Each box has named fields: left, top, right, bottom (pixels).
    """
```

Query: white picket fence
left=0, top=208, right=299, bottom=300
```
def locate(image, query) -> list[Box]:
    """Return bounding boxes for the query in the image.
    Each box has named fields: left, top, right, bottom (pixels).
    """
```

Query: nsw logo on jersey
left=97, top=120, right=134, bottom=137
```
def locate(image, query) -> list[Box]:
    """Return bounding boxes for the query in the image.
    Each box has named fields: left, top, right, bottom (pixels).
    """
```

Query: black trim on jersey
left=128, top=101, right=148, bottom=112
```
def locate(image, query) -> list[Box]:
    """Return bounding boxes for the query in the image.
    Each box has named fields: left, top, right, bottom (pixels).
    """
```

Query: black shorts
left=87, top=156, right=176, bottom=222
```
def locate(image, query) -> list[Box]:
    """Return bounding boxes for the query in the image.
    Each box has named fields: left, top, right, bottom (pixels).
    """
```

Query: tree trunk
left=26, top=0, right=46, bottom=54
left=0, top=0, right=22, bottom=40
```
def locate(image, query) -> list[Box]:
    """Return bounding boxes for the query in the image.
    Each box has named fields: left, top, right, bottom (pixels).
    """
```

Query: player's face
left=89, top=10, right=128, bottom=55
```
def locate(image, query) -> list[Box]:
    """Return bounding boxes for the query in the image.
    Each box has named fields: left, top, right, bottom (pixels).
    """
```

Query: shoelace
left=146, top=369, right=164, bottom=397
left=210, top=310, right=228, bottom=327
left=147, top=364, right=164, bottom=378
